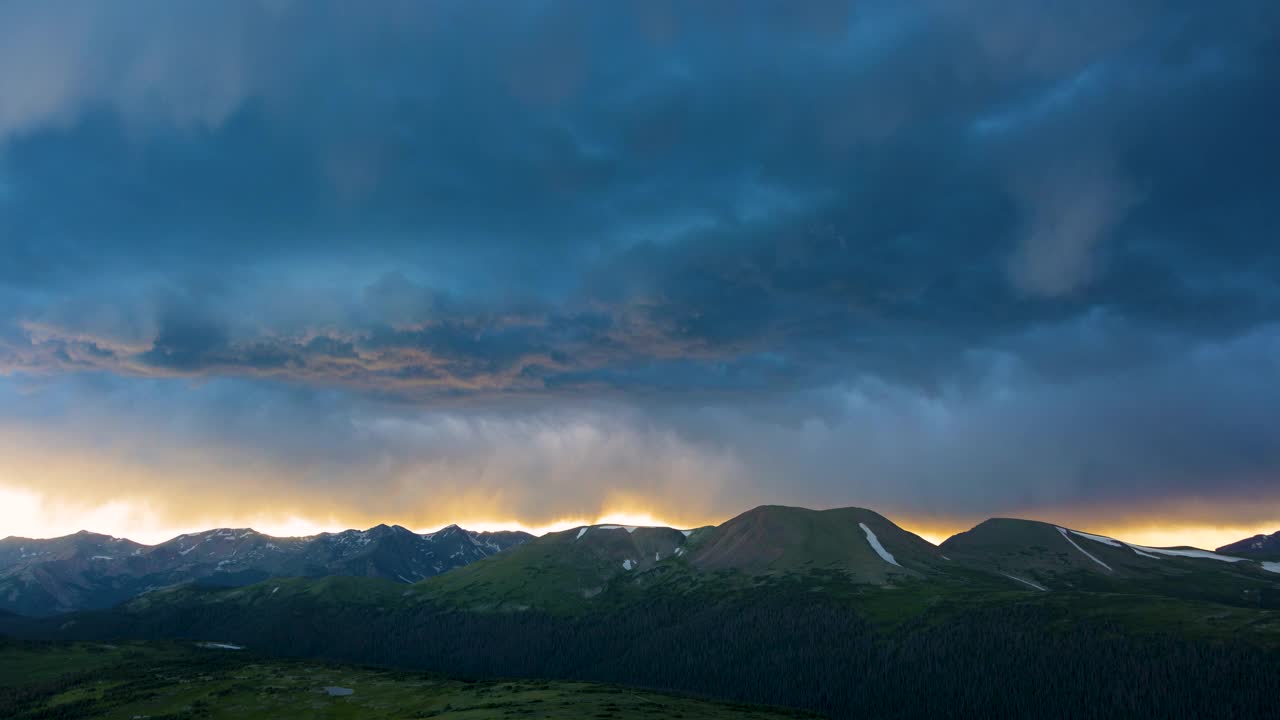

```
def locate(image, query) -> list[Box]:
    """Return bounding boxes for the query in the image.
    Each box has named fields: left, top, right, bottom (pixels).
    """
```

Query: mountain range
left=4, top=505, right=1276, bottom=617
left=413, top=506, right=1280, bottom=614
left=0, top=523, right=531, bottom=616
left=4, top=505, right=1280, bottom=719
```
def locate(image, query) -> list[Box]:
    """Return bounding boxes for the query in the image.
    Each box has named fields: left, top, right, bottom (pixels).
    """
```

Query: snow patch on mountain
left=1071, top=528, right=1164, bottom=560
left=467, top=531, right=504, bottom=554
left=1127, top=545, right=1246, bottom=563
left=1056, top=527, right=1112, bottom=571
left=859, top=523, right=900, bottom=567
left=1002, top=573, right=1047, bottom=591
left=1071, top=530, right=1121, bottom=547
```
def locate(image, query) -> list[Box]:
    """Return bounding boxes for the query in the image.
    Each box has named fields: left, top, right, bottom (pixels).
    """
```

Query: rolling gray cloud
left=1, top=0, right=1278, bottom=530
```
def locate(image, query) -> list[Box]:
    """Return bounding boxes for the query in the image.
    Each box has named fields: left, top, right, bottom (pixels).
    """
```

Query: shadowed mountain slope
left=1217, top=531, right=1280, bottom=561
left=689, top=505, right=945, bottom=580
left=421, top=506, right=952, bottom=611
left=0, top=525, right=532, bottom=616
left=420, top=524, right=691, bottom=611
left=941, top=518, right=1280, bottom=601
left=7, top=506, right=1279, bottom=617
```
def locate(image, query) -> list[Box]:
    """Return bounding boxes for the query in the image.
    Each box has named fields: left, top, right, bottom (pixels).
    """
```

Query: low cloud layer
left=1, top=1, right=1278, bottom=539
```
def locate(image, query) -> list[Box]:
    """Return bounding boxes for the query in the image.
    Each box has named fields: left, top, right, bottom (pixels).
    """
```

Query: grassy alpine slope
left=0, top=638, right=813, bottom=720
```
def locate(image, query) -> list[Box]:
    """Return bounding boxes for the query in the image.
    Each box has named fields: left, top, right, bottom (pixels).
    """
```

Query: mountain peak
left=425, top=524, right=469, bottom=541
left=1216, top=530, right=1280, bottom=559
left=689, top=504, right=940, bottom=577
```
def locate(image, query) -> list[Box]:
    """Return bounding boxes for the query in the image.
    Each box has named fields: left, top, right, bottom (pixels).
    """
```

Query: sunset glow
left=4, top=484, right=1272, bottom=554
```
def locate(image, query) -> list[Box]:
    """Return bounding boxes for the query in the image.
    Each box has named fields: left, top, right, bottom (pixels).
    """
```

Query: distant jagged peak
left=3, top=529, right=134, bottom=545
left=190, top=528, right=260, bottom=539
left=40, top=530, right=144, bottom=548
left=1216, top=530, right=1280, bottom=558
left=362, top=523, right=416, bottom=536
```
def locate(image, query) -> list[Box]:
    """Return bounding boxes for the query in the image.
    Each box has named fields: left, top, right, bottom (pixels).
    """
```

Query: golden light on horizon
left=0, top=485, right=710, bottom=545
left=3, top=484, right=1275, bottom=554
left=441, top=510, right=697, bottom=538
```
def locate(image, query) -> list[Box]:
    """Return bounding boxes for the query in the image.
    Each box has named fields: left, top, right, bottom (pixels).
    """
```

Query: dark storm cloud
left=2, top=0, right=1280, bottom=524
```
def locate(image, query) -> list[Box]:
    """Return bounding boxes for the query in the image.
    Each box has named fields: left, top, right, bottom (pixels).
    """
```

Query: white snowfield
left=859, top=523, right=900, bottom=567
left=1125, top=545, right=1246, bottom=563
left=1127, top=546, right=1162, bottom=560
left=622, top=559, right=634, bottom=570
left=196, top=642, right=243, bottom=650
left=1071, top=528, right=1162, bottom=559
left=1070, top=530, right=1121, bottom=547
left=1069, top=527, right=1269, bottom=565
left=680, top=530, right=693, bottom=537
left=1002, top=573, right=1047, bottom=591
left=576, top=527, right=589, bottom=540
left=1056, top=527, right=1112, bottom=571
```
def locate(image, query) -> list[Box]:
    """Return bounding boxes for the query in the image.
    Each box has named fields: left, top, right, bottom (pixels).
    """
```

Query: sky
left=1, top=1, right=1278, bottom=549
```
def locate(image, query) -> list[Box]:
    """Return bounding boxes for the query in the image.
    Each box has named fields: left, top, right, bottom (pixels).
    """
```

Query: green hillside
left=0, top=639, right=810, bottom=719
left=941, top=518, right=1280, bottom=606
left=689, top=505, right=945, bottom=579
left=417, top=525, right=689, bottom=612
left=100, top=508, right=1280, bottom=618
left=415, top=506, right=958, bottom=612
